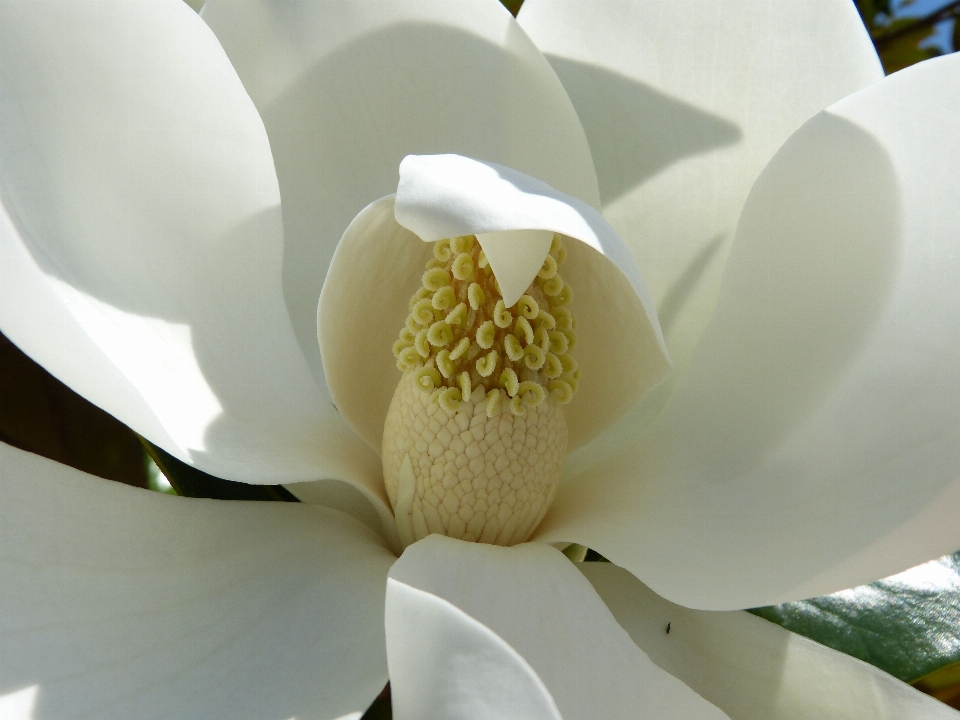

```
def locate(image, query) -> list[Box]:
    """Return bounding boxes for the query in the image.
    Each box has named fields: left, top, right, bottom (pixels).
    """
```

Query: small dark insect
left=665, top=622, right=671, bottom=634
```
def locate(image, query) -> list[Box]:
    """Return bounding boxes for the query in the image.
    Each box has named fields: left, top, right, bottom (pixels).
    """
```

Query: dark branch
left=873, top=0, right=960, bottom=49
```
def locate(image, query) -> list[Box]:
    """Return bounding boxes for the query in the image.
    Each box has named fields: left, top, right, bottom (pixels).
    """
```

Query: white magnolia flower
left=1, top=1, right=958, bottom=718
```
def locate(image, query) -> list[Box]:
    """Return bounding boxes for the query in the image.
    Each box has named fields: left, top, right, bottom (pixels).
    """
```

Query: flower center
left=382, top=233, right=579, bottom=547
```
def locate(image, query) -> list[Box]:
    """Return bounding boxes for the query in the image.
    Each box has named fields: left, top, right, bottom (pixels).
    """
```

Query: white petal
left=534, top=56, right=960, bottom=609
left=200, top=0, right=599, bottom=389
left=0, top=0, right=379, bottom=488
left=387, top=535, right=727, bottom=720
left=518, top=0, right=884, bottom=471
left=580, top=562, right=957, bottom=720
left=0, top=443, right=397, bottom=720
left=386, top=580, right=562, bottom=720
left=317, top=197, right=428, bottom=453
left=321, top=157, right=671, bottom=451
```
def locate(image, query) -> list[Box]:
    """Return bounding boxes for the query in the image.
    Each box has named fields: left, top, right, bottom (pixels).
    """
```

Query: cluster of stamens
left=392, top=233, right=578, bottom=418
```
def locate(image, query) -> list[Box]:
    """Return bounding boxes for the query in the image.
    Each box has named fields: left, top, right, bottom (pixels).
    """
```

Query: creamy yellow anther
left=553, top=284, right=572, bottom=307
left=476, top=320, right=496, bottom=349
left=452, top=235, right=474, bottom=253
left=524, top=344, right=546, bottom=370
left=446, top=302, right=467, bottom=326
left=415, top=366, right=442, bottom=390
left=414, top=329, right=430, bottom=357
left=412, top=298, right=435, bottom=326
left=432, top=286, right=456, bottom=311
left=517, top=380, right=545, bottom=408
left=517, top=295, right=539, bottom=320
left=514, top=316, right=534, bottom=345
left=548, top=330, right=568, bottom=354
left=485, top=388, right=502, bottom=418
left=438, top=386, right=461, bottom=412
left=503, top=334, right=524, bottom=362
left=537, top=310, right=556, bottom=330
left=428, top=321, right=453, bottom=347
left=452, top=253, right=474, bottom=281
left=500, top=368, right=519, bottom=396
left=563, top=329, right=577, bottom=350
left=541, top=275, right=563, bottom=296
left=397, top=346, right=421, bottom=370
left=493, top=300, right=512, bottom=328
left=434, top=238, right=452, bottom=261
left=548, top=379, right=573, bottom=404
left=537, top=254, right=558, bottom=280
left=468, top=283, right=485, bottom=310
left=553, top=308, right=573, bottom=332
left=436, top=349, right=454, bottom=379
left=423, top=267, right=451, bottom=292
left=449, top=337, right=470, bottom=361
left=476, top=349, right=498, bottom=377
left=543, top=353, right=562, bottom=379
left=534, top=326, right=550, bottom=352
left=458, top=371, right=472, bottom=399
left=384, top=233, right=578, bottom=548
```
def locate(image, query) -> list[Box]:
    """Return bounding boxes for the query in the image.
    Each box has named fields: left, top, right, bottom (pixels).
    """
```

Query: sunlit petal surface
left=387, top=536, right=727, bottom=719
left=201, top=0, right=599, bottom=393
left=535, top=54, right=960, bottom=610
left=0, top=0, right=376, bottom=489
left=518, top=0, right=884, bottom=470
left=0, top=443, right=396, bottom=720
left=581, top=561, right=957, bottom=720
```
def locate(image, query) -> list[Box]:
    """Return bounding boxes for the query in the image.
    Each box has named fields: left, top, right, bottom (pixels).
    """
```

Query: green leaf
left=139, top=438, right=298, bottom=503
left=749, top=551, right=960, bottom=683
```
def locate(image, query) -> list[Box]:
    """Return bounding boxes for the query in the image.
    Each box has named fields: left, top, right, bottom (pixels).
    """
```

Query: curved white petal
left=518, top=0, right=884, bottom=471
left=0, top=0, right=378, bottom=488
left=534, top=56, right=960, bottom=609
left=386, top=580, right=562, bottom=720
left=322, top=156, right=671, bottom=452
left=317, top=197, right=430, bottom=453
left=200, top=0, right=600, bottom=389
left=0, top=443, right=397, bottom=720
left=580, top=562, right=957, bottom=720
left=387, top=535, right=727, bottom=720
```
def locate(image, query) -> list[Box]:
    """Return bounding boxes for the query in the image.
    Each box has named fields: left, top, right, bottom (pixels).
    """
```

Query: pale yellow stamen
left=493, top=299, right=512, bottom=328
left=432, top=286, right=456, bottom=311
left=500, top=367, right=519, bottom=396
left=503, top=334, right=524, bottom=362
left=423, top=267, right=451, bottom=292
left=537, top=254, right=558, bottom=280
left=476, top=349, right=498, bottom=377
left=446, top=302, right=467, bottom=326
left=514, top=316, right=534, bottom=345
left=476, top=320, right=496, bottom=349
left=516, top=295, right=539, bottom=320
left=385, top=233, right=577, bottom=549
left=468, top=283, right=485, bottom=310
left=452, top=253, right=474, bottom=281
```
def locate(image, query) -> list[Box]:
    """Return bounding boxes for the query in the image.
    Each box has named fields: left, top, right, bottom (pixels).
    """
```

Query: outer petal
left=321, top=165, right=670, bottom=452
left=386, top=535, right=727, bottom=720
left=580, top=562, right=958, bottom=720
left=518, top=0, right=882, bottom=371
left=386, top=581, right=562, bottom=720
left=200, top=0, right=600, bottom=389
left=0, top=0, right=378, bottom=489
left=534, top=56, right=960, bottom=609
left=0, top=443, right=397, bottom=720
